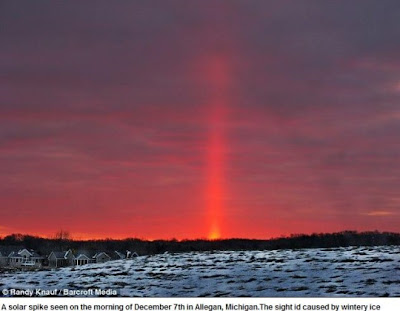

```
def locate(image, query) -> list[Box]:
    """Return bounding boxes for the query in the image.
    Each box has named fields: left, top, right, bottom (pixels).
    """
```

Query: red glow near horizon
left=205, top=55, right=230, bottom=240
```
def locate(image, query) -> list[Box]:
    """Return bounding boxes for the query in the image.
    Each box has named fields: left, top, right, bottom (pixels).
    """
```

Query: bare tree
left=54, top=230, right=71, bottom=240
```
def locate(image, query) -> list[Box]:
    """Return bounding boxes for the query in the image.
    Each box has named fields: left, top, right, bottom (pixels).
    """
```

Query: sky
left=1, top=1, right=400, bottom=240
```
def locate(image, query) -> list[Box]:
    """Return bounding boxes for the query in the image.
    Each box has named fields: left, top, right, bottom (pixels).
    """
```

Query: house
left=112, top=251, right=126, bottom=260
left=7, top=251, right=21, bottom=267
left=0, top=246, right=24, bottom=267
left=8, top=249, right=44, bottom=268
left=0, top=251, right=8, bottom=267
left=131, top=251, right=139, bottom=258
left=93, top=252, right=111, bottom=264
left=74, top=253, right=94, bottom=266
left=110, top=250, right=138, bottom=260
left=48, top=250, right=75, bottom=268
left=126, top=250, right=139, bottom=259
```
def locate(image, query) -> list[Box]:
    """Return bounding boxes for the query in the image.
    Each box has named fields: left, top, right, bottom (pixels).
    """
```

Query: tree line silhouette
left=1, top=231, right=399, bottom=256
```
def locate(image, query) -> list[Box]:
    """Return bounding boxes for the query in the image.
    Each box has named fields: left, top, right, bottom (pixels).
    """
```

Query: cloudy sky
left=1, top=1, right=400, bottom=240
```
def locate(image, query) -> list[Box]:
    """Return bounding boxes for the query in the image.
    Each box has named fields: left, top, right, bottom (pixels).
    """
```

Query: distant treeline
left=1, top=231, right=399, bottom=256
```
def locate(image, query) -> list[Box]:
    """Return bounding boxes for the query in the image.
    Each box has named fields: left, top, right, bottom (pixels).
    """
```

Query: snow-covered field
left=1, top=246, right=399, bottom=297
